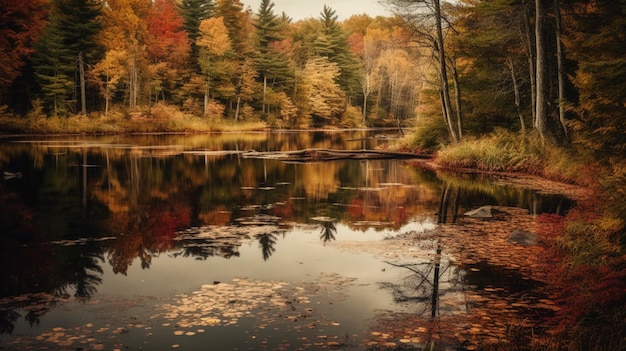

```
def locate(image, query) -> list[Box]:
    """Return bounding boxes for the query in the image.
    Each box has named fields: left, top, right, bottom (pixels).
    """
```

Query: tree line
left=0, top=0, right=422, bottom=129
left=0, top=0, right=624, bottom=154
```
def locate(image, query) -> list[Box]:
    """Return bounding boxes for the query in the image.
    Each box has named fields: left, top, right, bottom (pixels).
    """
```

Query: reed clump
left=434, top=129, right=588, bottom=184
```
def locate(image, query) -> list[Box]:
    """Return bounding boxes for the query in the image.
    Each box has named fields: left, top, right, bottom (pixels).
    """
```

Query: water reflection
left=0, top=132, right=573, bottom=341
left=319, top=220, right=338, bottom=244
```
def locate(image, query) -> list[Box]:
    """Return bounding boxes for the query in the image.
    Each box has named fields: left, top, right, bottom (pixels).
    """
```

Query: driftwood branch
left=240, top=148, right=432, bottom=162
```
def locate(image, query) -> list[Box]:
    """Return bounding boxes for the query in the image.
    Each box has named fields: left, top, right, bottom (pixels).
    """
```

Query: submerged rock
left=507, top=229, right=538, bottom=246
left=464, top=206, right=494, bottom=218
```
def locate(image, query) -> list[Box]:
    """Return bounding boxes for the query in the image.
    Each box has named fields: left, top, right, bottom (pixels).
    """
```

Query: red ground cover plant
left=535, top=189, right=626, bottom=349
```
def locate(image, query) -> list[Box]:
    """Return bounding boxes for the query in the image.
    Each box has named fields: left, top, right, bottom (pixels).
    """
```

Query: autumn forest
left=1, top=0, right=626, bottom=349
left=0, top=0, right=621, bottom=145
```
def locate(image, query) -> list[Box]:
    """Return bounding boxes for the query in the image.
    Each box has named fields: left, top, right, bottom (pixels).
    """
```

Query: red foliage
left=536, top=213, right=566, bottom=238
left=0, top=0, right=49, bottom=93
left=146, top=0, right=190, bottom=62
left=150, top=204, right=191, bottom=240
left=551, top=260, right=626, bottom=325
left=347, top=198, right=364, bottom=219
left=271, top=201, right=293, bottom=219
left=536, top=190, right=626, bottom=328
left=348, top=32, right=364, bottom=56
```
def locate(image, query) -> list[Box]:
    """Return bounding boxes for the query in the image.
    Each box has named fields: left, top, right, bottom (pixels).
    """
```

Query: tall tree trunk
left=129, top=53, right=138, bottom=110
left=507, top=57, right=527, bottom=135
left=78, top=52, right=87, bottom=115
left=554, top=0, right=568, bottom=141
left=451, top=58, right=463, bottom=140
left=522, top=5, right=537, bottom=126
left=434, top=0, right=459, bottom=142
left=235, top=96, right=241, bottom=121
left=362, top=75, right=370, bottom=127
left=263, top=73, right=267, bottom=114
left=104, top=72, right=110, bottom=118
left=534, top=0, right=550, bottom=143
left=203, top=74, right=210, bottom=117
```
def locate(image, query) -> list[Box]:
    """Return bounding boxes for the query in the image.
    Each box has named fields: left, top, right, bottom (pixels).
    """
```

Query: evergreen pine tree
left=253, top=0, right=293, bottom=112
left=179, top=0, right=215, bottom=55
left=32, top=0, right=101, bottom=115
left=316, top=5, right=360, bottom=96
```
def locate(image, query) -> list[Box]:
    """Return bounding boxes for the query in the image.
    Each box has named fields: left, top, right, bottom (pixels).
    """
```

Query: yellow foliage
left=197, top=17, right=231, bottom=56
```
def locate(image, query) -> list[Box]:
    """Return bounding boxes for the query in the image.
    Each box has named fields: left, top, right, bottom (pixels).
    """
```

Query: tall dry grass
left=434, top=129, right=588, bottom=184
left=0, top=103, right=268, bottom=134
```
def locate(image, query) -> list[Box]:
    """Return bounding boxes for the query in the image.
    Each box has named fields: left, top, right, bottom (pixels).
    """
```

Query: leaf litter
left=2, top=274, right=357, bottom=350
left=330, top=205, right=571, bottom=349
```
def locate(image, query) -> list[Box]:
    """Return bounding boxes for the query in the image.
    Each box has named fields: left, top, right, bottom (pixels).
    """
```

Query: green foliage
left=179, top=0, right=215, bottom=47
left=32, top=0, right=102, bottom=115
left=316, top=6, right=361, bottom=95
left=410, top=117, right=448, bottom=153
left=253, top=0, right=294, bottom=97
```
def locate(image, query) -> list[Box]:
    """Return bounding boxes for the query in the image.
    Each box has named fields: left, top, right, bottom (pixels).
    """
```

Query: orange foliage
left=348, top=32, right=364, bottom=56
left=199, top=206, right=231, bottom=225
left=146, top=0, right=190, bottom=62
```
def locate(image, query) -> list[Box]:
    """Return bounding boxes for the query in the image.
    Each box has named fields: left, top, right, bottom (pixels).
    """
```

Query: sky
left=240, top=0, right=390, bottom=21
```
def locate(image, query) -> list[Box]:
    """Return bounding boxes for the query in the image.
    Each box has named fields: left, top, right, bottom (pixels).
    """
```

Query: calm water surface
left=0, top=131, right=571, bottom=350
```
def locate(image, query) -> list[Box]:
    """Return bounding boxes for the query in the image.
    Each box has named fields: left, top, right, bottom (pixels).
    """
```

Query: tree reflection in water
left=382, top=246, right=462, bottom=318
left=255, top=232, right=278, bottom=261
left=319, top=220, right=337, bottom=244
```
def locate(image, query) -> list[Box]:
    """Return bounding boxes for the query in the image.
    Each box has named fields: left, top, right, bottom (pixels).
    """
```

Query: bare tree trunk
left=451, top=58, right=463, bottom=140
left=362, top=72, right=371, bottom=127
left=104, top=73, right=109, bottom=118
left=522, top=6, right=537, bottom=126
left=434, top=0, right=459, bottom=142
left=263, top=74, right=267, bottom=114
left=235, top=96, right=241, bottom=121
left=78, top=52, right=87, bottom=115
left=535, top=0, right=550, bottom=143
left=129, top=53, right=138, bottom=110
left=203, top=74, right=210, bottom=117
left=507, top=57, right=527, bottom=135
left=554, top=0, right=568, bottom=141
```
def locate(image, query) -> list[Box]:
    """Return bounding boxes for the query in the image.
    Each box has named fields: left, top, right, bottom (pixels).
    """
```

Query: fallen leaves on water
left=333, top=206, right=571, bottom=349
left=159, top=274, right=356, bottom=332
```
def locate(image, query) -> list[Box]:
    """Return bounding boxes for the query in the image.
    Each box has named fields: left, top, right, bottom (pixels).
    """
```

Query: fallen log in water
left=241, top=148, right=431, bottom=162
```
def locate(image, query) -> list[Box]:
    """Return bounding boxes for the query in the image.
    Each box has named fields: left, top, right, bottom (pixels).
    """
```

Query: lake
left=0, top=131, right=572, bottom=350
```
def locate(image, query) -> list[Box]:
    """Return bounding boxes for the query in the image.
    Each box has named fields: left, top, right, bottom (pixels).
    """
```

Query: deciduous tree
left=97, top=0, right=151, bottom=110
left=146, top=0, right=191, bottom=104
left=196, top=16, right=232, bottom=116
left=386, top=0, right=461, bottom=141
left=299, top=56, right=346, bottom=126
left=0, top=0, right=48, bottom=106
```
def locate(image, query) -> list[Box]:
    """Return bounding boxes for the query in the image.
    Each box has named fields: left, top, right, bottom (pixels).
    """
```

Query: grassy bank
left=430, top=129, right=594, bottom=185
left=0, top=104, right=268, bottom=134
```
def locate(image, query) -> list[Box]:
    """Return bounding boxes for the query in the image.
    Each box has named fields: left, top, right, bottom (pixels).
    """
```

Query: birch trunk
left=534, top=0, right=549, bottom=142
left=507, top=57, right=526, bottom=135
left=554, top=0, right=568, bottom=140
left=434, top=0, right=459, bottom=142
